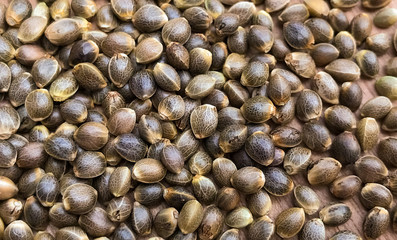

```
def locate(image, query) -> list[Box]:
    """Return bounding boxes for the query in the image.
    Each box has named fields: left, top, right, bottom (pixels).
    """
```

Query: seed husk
left=275, top=207, right=305, bottom=239
left=360, top=183, right=393, bottom=209
left=319, top=203, right=351, bottom=226
left=363, top=206, right=389, bottom=240
left=284, top=147, right=312, bottom=175
left=355, top=50, right=379, bottom=78
left=330, top=175, right=362, bottom=199
left=225, top=207, right=253, bottom=229
left=325, top=59, right=360, bottom=82
left=263, top=167, right=294, bottom=196
left=307, top=158, right=342, bottom=185
left=302, top=122, right=332, bottom=152
left=230, top=166, right=265, bottom=195
left=356, top=117, right=379, bottom=152
left=283, top=21, right=314, bottom=50
left=62, top=183, right=97, bottom=215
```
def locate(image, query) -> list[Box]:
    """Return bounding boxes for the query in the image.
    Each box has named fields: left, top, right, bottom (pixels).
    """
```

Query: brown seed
left=328, top=8, right=349, bottom=32
left=296, top=89, right=322, bottom=122
left=263, top=167, right=294, bottom=196
left=361, top=96, right=392, bottom=119
left=332, top=131, right=361, bottom=165
left=285, top=52, right=316, bottom=79
left=319, top=203, right=351, bottom=226
left=310, top=43, right=340, bottom=67
left=312, top=71, right=339, bottom=104
left=225, top=207, right=253, bottom=229
left=245, top=132, right=274, bottom=166
left=17, top=16, right=47, bottom=44
left=248, top=25, right=274, bottom=53
left=271, top=126, right=301, bottom=148
left=330, top=230, right=361, bottom=240
left=267, top=71, right=291, bottom=106
left=304, top=18, right=334, bottom=43
left=73, top=122, right=108, bottom=151
left=3, top=220, right=33, bottom=240
left=360, top=183, right=393, bottom=209
left=275, top=207, right=305, bottom=239
left=6, top=0, right=32, bottom=27
left=270, top=39, right=290, bottom=61
left=283, top=21, right=314, bottom=50
left=356, top=117, right=379, bottom=152
left=382, top=107, right=397, bottom=131
left=330, top=175, right=362, bottom=199
left=307, top=158, right=342, bottom=185
left=304, top=0, right=329, bottom=18
left=278, top=4, right=309, bottom=23
left=302, top=122, right=332, bottom=152
left=363, top=206, right=389, bottom=240
left=374, top=7, right=397, bottom=28
left=355, top=155, right=388, bottom=183
left=230, top=167, right=265, bottom=195
left=351, top=13, right=372, bottom=45
left=0, top=176, right=18, bottom=200
left=294, top=185, right=320, bottom=215
left=216, top=187, right=240, bottom=212
left=272, top=97, right=296, bottom=125
left=178, top=200, right=204, bottom=234
left=131, top=202, right=152, bottom=236
left=0, top=140, right=17, bottom=168
left=240, top=96, right=276, bottom=123
left=324, top=59, right=360, bottom=82
left=132, top=158, right=167, bottom=183
left=339, top=82, right=362, bottom=112
left=190, top=104, right=218, bottom=139
left=334, top=31, right=356, bottom=59
left=324, top=105, right=356, bottom=133
left=223, top=53, right=248, bottom=80
left=62, top=183, right=97, bottom=215
left=375, top=76, right=397, bottom=100
left=300, top=218, right=325, bottom=240
left=283, top=147, right=312, bottom=175
left=366, top=33, right=391, bottom=55
left=378, top=137, right=397, bottom=167
left=355, top=50, right=379, bottom=78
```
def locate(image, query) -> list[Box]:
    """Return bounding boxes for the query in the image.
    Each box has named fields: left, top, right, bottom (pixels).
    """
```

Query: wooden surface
left=2, top=0, right=397, bottom=239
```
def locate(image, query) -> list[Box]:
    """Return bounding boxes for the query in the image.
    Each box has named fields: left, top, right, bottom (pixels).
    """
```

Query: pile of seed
left=0, top=0, right=397, bottom=239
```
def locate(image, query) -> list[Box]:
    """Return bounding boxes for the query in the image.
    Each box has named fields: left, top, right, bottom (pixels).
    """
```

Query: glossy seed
left=276, top=207, right=305, bottom=239
left=360, top=183, right=393, bottom=209
left=330, top=175, right=362, bottom=199
left=363, top=207, right=389, bottom=240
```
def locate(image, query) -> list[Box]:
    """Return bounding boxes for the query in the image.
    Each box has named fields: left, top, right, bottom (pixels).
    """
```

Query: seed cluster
left=0, top=0, right=396, bottom=239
